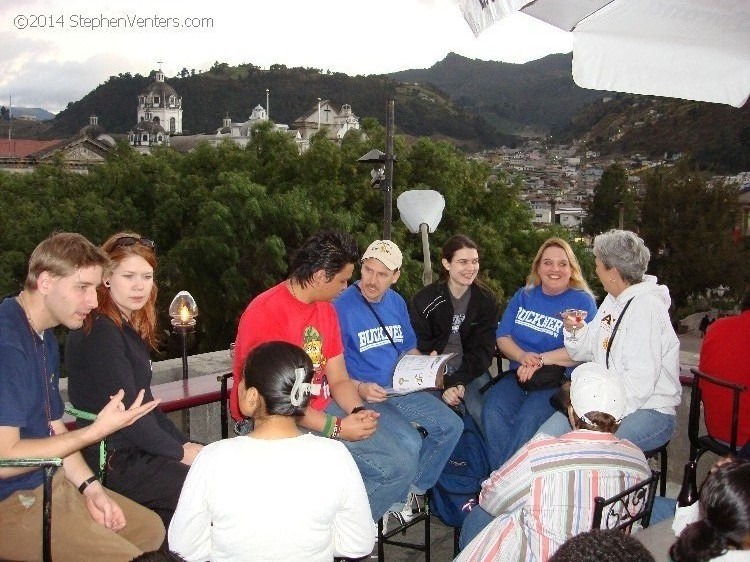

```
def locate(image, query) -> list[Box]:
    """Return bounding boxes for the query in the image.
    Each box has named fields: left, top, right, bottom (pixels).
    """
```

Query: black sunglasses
left=111, top=236, right=156, bottom=250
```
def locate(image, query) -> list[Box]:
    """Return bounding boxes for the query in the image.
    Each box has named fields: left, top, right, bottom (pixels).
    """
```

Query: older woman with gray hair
left=536, top=229, right=681, bottom=452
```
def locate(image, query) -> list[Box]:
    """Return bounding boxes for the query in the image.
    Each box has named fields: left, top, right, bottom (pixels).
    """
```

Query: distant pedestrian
left=699, top=314, right=710, bottom=338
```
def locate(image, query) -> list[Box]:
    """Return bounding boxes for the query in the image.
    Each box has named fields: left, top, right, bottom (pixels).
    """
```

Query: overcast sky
left=0, top=0, right=571, bottom=113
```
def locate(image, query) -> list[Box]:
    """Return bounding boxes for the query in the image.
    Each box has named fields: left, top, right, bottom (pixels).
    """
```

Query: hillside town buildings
left=205, top=103, right=306, bottom=152
left=476, top=141, right=750, bottom=238
left=293, top=100, right=360, bottom=141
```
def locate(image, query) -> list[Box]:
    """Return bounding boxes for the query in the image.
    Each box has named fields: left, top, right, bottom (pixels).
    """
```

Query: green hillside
left=388, top=52, right=609, bottom=135
left=42, top=63, right=515, bottom=150
left=554, top=94, right=750, bottom=173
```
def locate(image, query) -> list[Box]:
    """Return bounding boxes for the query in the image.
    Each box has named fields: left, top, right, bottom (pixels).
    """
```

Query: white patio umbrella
left=459, top=0, right=750, bottom=107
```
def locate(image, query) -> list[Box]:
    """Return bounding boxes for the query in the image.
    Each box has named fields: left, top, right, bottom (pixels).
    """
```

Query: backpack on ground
left=428, top=405, right=490, bottom=528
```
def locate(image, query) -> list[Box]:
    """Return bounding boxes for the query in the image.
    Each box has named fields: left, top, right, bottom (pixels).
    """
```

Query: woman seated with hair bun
left=169, top=341, right=374, bottom=562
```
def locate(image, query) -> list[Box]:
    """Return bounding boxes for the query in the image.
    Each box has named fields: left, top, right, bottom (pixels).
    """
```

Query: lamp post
left=384, top=100, right=395, bottom=239
left=169, top=291, right=198, bottom=435
left=358, top=101, right=396, bottom=239
left=169, top=290, right=198, bottom=381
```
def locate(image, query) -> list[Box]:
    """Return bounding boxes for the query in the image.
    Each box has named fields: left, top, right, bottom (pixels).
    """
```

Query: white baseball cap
left=570, top=362, right=627, bottom=421
left=361, top=240, right=402, bottom=271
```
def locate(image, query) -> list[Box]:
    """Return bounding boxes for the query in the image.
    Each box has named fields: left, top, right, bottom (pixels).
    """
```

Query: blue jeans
left=462, top=373, right=491, bottom=432
left=536, top=409, right=676, bottom=451
left=323, top=401, right=420, bottom=521
left=481, top=373, right=559, bottom=470
left=650, top=496, right=677, bottom=525
left=369, top=392, right=462, bottom=494
left=459, top=505, right=494, bottom=550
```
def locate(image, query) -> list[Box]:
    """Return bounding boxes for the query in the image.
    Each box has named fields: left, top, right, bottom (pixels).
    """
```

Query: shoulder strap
left=606, top=297, right=634, bottom=369
left=354, top=284, right=398, bottom=351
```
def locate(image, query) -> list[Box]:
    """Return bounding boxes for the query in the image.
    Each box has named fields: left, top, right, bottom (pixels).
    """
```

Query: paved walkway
left=678, top=328, right=702, bottom=367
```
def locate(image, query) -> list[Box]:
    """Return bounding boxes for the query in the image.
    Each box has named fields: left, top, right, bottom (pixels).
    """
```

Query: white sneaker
left=402, top=492, right=426, bottom=519
left=382, top=493, right=425, bottom=534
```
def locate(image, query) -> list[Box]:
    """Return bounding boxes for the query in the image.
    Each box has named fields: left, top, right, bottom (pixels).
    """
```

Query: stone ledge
left=59, top=349, right=233, bottom=402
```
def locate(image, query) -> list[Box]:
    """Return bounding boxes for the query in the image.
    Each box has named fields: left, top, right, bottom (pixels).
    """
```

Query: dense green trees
left=2, top=130, right=744, bottom=358
left=582, top=163, right=638, bottom=235
left=582, top=160, right=748, bottom=314
left=1, top=125, right=561, bottom=357
left=639, top=161, right=748, bottom=312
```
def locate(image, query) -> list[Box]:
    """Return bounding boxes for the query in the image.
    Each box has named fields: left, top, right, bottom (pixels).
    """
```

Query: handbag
left=517, top=364, right=567, bottom=391
left=477, top=363, right=567, bottom=394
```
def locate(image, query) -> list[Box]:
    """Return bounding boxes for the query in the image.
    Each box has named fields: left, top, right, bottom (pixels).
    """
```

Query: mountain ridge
left=388, top=52, right=610, bottom=135
left=4, top=55, right=749, bottom=172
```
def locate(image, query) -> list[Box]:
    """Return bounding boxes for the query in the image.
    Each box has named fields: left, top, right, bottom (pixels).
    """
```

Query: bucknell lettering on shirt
left=357, top=325, right=403, bottom=352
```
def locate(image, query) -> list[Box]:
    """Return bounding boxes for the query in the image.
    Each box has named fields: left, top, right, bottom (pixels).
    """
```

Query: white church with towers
left=137, top=67, right=183, bottom=133
left=129, top=65, right=182, bottom=152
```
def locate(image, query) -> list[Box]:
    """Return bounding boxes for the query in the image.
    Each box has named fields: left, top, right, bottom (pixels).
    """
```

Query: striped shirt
left=457, top=430, right=650, bottom=562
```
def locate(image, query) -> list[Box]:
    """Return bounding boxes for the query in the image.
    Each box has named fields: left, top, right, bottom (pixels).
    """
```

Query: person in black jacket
left=66, top=232, right=203, bottom=532
left=410, top=234, right=499, bottom=424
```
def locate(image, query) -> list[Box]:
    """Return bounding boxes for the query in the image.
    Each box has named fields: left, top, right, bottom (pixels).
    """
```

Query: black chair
left=591, top=469, right=660, bottom=532
left=643, top=442, right=669, bottom=497
left=688, top=367, right=747, bottom=461
left=377, top=497, right=431, bottom=562
left=0, top=457, right=62, bottom=562
left=218, top=371, right=233, bottom=439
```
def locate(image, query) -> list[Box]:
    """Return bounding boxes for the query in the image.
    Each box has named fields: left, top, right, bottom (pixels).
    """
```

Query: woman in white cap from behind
left=456, top=363, right=651, bottom=562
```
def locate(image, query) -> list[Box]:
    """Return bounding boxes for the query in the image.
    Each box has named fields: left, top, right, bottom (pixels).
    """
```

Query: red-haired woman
left=66, top=233, right=203, bottom=530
